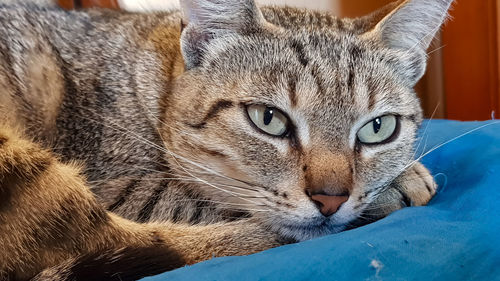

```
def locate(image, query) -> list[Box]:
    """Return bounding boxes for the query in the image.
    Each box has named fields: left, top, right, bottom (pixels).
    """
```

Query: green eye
left=247, top=104, right=289, bottom=137
left=357, top=115, right=398, bottom=144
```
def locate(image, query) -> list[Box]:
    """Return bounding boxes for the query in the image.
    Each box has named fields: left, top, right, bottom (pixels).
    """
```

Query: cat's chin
left=272, top=220, right=347, bottom=242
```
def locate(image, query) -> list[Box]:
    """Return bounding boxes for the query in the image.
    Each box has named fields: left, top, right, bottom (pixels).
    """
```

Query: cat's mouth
left=252, top=195, right=362, bottom=241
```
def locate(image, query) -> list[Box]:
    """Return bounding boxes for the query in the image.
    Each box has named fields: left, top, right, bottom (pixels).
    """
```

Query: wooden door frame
left=58, top=0, right=119, bottom=10
left=442, top=0, right=500, bottom=121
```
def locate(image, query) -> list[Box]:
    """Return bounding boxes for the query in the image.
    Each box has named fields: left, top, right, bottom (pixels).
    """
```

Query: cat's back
left=0, top=4, right=183, bottom=181
left=0, top=4, right=182, bottom=60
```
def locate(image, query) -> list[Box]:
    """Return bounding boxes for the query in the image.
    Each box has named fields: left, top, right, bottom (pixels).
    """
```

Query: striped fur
left=0, top=0, right=450, bottom=279
left=0, top=126, right=281, bottom=279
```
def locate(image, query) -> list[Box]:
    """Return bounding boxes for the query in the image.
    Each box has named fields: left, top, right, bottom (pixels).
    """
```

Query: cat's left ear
left=363, top=0, right=454, bottom=86
left=180, top=0, right=269, bottom=70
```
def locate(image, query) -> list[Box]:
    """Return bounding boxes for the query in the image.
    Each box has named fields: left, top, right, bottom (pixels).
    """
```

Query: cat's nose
left=307, top=191, right=349, bottom=217
left=303, top=150, right=352, bottom=216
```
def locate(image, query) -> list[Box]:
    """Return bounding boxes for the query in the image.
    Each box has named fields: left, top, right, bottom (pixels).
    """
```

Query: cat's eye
left=247, top=104, right=289, bottom=137
left=357, top=115, right=398, bottom=144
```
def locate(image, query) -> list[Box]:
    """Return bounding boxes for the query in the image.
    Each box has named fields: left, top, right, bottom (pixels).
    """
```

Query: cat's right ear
left=362, top=0, right=454, bottom=86
left=180, top=0, right=268, bottom=70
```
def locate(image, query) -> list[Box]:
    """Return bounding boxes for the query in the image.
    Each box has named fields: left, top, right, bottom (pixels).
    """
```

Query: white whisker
left=374, top=121, right=500, bottom=201
left=77, top=111, right=269, bottom=207
left=407, top=121, right=500, bottom=171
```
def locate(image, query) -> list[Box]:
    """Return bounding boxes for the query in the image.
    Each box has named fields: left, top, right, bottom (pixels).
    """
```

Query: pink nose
left=310, top=194, right=349, bottom=217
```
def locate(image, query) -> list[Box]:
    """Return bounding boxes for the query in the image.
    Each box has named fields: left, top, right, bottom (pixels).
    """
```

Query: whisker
left=80, top=106, right=271, bottom=194
left=427, top=44, right=446, bottom=56
left=77, top=113, right=261, bottom=202
left=412, top=103, right=440, bottom=161
left=408, top=121, right=500, bottom=171
left=72, top=109, right=286, bottom=214
left=374, top=121, right=500, bottom=200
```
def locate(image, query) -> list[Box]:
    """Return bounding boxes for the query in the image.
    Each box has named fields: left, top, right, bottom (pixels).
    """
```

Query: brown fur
left=305, top=149, right=353, bottom=195
left=0, top=125, right=280, bottom=280
left=0, top=0, right=452, bottom=278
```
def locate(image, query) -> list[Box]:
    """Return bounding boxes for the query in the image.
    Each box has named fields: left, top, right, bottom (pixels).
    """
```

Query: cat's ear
left=180, top=0, right=268, bottom=69
left=363, top=0, right=454, bottom=85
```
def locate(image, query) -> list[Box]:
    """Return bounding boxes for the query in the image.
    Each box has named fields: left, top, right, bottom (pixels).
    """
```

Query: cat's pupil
left=373, top=118, right=382, bottom=134
left=263, top=108, right=273, bottom=126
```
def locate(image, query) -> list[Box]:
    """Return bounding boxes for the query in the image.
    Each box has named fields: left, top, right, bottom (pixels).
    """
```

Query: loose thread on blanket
left=370, top=259, right=383, bottom=277
left=433, top=173, right=449, bottom=194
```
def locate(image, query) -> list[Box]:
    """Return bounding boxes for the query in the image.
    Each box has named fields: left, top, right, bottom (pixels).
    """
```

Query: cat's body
left=0, top=0, right=452, bottom=280
left=0, top=6, right=225, bottom=224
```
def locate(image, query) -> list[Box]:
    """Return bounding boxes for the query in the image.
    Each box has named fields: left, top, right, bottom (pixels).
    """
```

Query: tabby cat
left=0, top=0, right=452, bottom=279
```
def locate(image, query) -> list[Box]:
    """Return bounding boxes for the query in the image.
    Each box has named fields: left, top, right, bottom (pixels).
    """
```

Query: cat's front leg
left=0, top=125, right=281, bottom=280
left=351, top=162, right=437, bottom=226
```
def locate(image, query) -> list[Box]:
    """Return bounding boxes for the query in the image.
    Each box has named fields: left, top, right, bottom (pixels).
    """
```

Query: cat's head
left=163, top=0, right=452, bottom=241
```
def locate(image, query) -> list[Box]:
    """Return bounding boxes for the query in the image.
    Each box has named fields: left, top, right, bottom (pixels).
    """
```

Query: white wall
left=116, top=0, right=339, bottom=14
left=257, top=0, right=338, bottom=13
left=1, top=0, right=336, bottom=11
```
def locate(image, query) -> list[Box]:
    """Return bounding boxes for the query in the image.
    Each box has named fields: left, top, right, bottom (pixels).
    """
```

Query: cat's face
left=163, top=0, right=451, bottom=240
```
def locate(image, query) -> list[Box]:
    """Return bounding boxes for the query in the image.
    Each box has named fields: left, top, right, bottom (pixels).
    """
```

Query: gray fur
left=367, top=0, right=453, bottom=85
left=0, top=0, right=451, bottom=242
left=180, top=0, right=267, bottom=69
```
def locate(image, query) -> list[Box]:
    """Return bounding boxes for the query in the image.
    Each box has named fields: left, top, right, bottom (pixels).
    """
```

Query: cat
left=0, top=0, right=452, bottom=279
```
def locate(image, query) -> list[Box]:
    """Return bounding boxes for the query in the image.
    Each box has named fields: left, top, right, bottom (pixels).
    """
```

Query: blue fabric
left=143, top=120, right=500, bottom=281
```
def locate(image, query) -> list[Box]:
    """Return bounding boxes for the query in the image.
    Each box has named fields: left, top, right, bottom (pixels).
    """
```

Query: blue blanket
left=143, top=120, right=500, bottom=281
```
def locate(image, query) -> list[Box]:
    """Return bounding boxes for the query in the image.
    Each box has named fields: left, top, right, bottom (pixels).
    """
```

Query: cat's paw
left=376, top=162, right=437, bottom=211
left=350, top=162, right=436, bottom=227
left=393, top=162, right=437, bottom=207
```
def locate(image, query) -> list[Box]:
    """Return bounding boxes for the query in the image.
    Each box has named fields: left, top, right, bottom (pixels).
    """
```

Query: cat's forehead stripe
left=367, top=79, right=378, bottom=111
left=289, top=39, right=309, bottom=68
left=187, top=99, right=234, bottom=129
left=287, top=75, right=298, bottom=108
left=310, top=65, right=326, bottom=97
